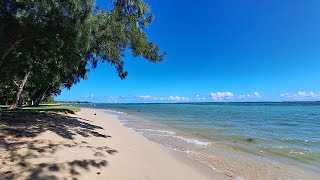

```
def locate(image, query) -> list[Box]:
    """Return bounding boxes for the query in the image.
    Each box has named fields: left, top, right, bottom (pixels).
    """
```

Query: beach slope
left=0, top=108, right=229, bottom=180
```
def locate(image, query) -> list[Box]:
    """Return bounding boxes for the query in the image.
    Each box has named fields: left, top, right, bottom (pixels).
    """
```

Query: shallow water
left=76, top=102, right=320, bottom=179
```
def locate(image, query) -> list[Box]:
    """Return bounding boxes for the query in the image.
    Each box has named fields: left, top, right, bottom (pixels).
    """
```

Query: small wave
left=146, top=134, right=173, bottom=137
left=137, top=129, right=176, bottom=135
left=264, top=146, right=313, bottom=160
left=174, top=136, right=212, bottom=146
left=289, top=150, right=305, bottom=155
left=117, top=118, right=129, bottom=125
left=103, top=109, right=128, bottom=115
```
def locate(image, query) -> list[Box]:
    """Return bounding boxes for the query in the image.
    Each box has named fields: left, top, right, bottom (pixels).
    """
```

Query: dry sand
left=0, top=108, right=231, bottom=180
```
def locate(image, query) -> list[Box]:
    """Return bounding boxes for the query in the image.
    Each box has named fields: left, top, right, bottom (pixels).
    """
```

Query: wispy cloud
left=105, top=96, right=123, bottom=103
left=195, top=95, right=208, bottom=101
left=297, top=91, right=318, bottom=97
left=81, top=93, right=95, bottom=98
left=138, top=95, right=154, bottom=100
left=280, top=91, right=319, bottom=99
left=137, top=95, right=189, bottom=102
left=210, top=91, right=234, bottom=100
left=79, top=95, right=130, bottom=103
left=279, top=93, right=291, bottom=98
left=239, top=92, right=262, bottom=99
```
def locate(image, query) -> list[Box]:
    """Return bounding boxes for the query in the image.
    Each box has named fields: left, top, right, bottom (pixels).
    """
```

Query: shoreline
left=1, top=106, right=319, bottom=179
left=0, top=107, right=230, bottom=179
left=78, top=108, right=232, bottom=179
left=97, top=106, right=320, bottom=180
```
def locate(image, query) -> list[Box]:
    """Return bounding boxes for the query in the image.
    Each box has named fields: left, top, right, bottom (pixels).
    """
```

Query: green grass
left=0, top=104, right=80, bottom=114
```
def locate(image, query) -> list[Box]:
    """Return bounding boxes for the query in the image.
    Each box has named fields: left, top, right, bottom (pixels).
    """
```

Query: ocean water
left=76, top=102, right=320, bottom=179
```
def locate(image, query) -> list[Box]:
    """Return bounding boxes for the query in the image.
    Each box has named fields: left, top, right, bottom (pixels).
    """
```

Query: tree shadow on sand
left=0, top=111, right=117, bottom=179
left=0, top=111, right=110, bottom=139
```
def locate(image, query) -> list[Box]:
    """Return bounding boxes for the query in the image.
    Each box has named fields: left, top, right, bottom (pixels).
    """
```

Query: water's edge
left=98, top=108, right=319, bottom=180
left=99, top=109, right=236, bottom=179
left=73, top=103, right=320, bottom=180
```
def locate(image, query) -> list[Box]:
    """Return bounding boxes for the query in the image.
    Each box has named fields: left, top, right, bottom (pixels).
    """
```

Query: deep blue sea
left=75, top=102, right=320, bottom=179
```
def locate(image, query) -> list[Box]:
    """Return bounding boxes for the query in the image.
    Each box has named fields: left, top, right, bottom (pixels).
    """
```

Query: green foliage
left=42, top=95, right=55, bottom=104
left=0, top=0, right=165, bottom=107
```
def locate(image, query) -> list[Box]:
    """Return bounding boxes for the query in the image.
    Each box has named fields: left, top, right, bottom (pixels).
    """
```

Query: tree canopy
left=0, top=0, right=165, bottom=108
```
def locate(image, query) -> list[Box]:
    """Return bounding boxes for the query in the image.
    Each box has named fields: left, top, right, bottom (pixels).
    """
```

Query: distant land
left=56, top=101, right=92, bottom=104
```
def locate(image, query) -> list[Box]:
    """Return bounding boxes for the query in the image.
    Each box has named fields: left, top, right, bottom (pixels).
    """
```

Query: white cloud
left=280, top=91, right=319, bottom=99
left=195, top=95, right=207, bottom=101
left=138, top=95, right=154, bottom=100
left=137, top=95, right=189, bottom=102
left=210, top=92, right=234, bottom=100
left=106, top=96, right=118, bottom=100
left=253, top=92, right=261, bottom=97
left=168, top=96, right=189, bottom=101
left=104, top=96, right=129, bottom=103
left=297, top=91, right=317, bottom=97
left=239, top=92, right=262, bottom=99
left=280, top=93, right=291, bottom=98
left=80, top=95, right=125, bottom=103
left=81, top=94, right=95, bottom=98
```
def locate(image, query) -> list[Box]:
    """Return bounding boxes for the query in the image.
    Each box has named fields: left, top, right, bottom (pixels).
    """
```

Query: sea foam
left=174, top=136, right=212, bottom=146
left=103, top=109, right=128, bottom=115
left=138, top=128, right=176, bottom=135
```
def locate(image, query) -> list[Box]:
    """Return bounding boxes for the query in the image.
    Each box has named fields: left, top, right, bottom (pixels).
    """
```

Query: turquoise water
left=76, top=102, right=320, bottom=179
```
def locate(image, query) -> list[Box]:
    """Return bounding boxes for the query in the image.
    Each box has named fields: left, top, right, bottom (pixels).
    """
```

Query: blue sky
left=56, top=0, right=320, bottom=103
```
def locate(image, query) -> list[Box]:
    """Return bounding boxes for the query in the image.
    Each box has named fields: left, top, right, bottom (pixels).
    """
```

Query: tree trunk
left=18, top=94, right=24, bottom=107
left=9, top=71, right=30, bottom=109
left=33, top=86, right=50, bottom=106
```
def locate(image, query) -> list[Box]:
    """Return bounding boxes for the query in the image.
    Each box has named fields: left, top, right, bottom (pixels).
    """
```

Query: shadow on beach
left=1, top=106, right=79, bottom=115
left=0, top=110, right=117, bottom=179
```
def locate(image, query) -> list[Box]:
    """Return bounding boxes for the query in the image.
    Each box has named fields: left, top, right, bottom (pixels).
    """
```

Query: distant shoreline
left=56, top=101, right=92, bottom=104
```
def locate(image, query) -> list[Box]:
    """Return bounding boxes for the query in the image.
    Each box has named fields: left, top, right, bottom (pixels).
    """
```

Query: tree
left=0, top=0, right=165, bottom=108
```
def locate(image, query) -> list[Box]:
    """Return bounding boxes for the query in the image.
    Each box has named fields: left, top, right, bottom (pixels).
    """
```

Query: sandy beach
left=0, top=108, right=231, bottom=180
left=2, top=0, right=319, bottom=179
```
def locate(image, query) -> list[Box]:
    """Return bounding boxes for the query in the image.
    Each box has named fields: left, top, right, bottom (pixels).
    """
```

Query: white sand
left=0, top=108, right=231, bottom=180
